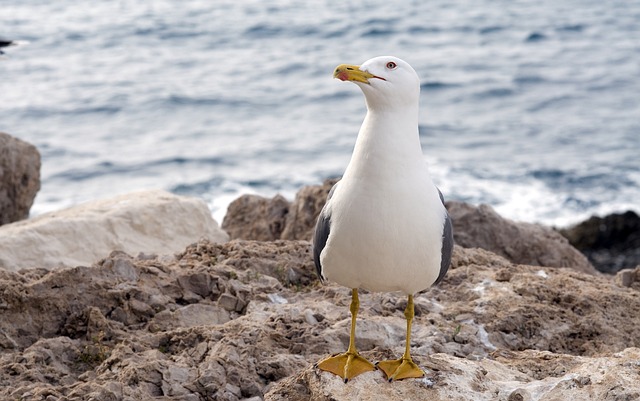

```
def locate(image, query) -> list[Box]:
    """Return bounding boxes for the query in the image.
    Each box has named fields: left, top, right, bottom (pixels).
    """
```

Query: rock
left=0, top=189, right=229, bottom=271
left=614, top=266, right=640, bottom=290
left=559, top=211, right=640, bottom=273
left=222, top=194, right=290, bottom=241
left=265, top=348, right=640, bottom=401
left=0, top=132, right=41, bottom=225
left=1, top=240, right=640, bottom=399
left=445, top=201, right=598, bottom=274
left=151, top=304, right=231, bottom=331
left=221, top=179, right=338, bottom=242
left=281, top=178, right=338, bottom=240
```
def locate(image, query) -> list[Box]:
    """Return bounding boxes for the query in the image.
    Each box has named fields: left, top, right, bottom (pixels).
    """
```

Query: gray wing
left=312, top=184, right=337, bottom=282
left=433, top=188, right=453, bottom=286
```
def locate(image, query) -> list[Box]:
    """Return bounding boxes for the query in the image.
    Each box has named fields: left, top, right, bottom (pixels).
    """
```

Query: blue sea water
left=1, top=0, right=639, bottom=227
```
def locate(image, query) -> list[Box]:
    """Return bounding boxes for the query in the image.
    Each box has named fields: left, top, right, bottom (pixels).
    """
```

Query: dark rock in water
left=445, top=201, right=598, bottom=275
left=559, top=211, right=640, bottom=273
left=0, top=38, right=15, bottom=55
left=526, top=32, right=546, bottom=42
left=0, top=132, right=41, bottom=225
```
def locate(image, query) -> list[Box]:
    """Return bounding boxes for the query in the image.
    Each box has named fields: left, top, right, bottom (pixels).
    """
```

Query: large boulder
left=0, top=132, right=41, bottom=225
left=0, top=190, right=228, bottom=271
left=559, top=211, right=640, bottom=273
left=445, top=201, right=598, bottom=275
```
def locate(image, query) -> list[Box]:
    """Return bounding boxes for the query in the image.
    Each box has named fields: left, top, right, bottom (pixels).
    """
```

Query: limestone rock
left=222, top=194, right=290, bottom=241
left=0, top=189, right=228, bottom=271
left=1, top=240, right=639, bottom=400
left=0, top=132, right=41, bottom=225
left=559, top=210, right=640, bottom=273
left=614, top=266, right=640, bottom=290
left=265, top=348, right=640, bottom=401
left=446, top=201, right=598, bottom=274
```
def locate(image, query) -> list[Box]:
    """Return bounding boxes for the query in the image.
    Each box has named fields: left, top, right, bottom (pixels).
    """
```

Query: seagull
left=313, top=56, right=453, bottom=383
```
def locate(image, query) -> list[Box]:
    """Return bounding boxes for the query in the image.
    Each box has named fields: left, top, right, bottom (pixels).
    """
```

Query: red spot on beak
left=336, top=71, right=349, bottom=81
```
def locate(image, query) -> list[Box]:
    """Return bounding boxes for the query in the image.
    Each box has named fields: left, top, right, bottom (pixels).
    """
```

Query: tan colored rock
left=614, top=266, right=640, bottom=290
left=0, top=132, right=41, bottom=225
left=151, top=304, right=231, bottom=331
left=1, top=241, right=639, bottom=400
left=446, top=201, right=598, bottom=274
left=0, top=189, right=228, bottom=271
left=222, top=194, right=290, bottom=241
left=265, top=348, right=640, bottom=401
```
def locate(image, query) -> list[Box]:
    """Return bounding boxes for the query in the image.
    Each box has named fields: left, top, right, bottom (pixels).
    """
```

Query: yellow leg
left=376, top=294, right=425, bottom=381
left=315, top=288, right=376, bottom=383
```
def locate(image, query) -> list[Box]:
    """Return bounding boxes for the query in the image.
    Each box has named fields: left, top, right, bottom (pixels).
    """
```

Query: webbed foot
left=316, top=352, right=376, bottom=383
left=376, top=358, right=424, bottom=381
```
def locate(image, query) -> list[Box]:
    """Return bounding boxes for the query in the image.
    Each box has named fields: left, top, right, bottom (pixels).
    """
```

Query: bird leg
left=376, top=294, right=425, bottom=381
left=315, top=288, right=376, bottom=383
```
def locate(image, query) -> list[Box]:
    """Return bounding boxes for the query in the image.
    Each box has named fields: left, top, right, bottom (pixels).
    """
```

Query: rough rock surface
left=559, top=210, right=640, bottom=273
left=222, top=194, right=290, bottom=241
left=0, top=132, right=41, bottom=225
left=281, top=178, right=338, bottom=240
left=267, top=348, right=640, bottom=401
left=1, top=240, right=639, bottom=400
left=0, top=190, right=228, bottom=271
left=446, top=201, right=598, bottom=274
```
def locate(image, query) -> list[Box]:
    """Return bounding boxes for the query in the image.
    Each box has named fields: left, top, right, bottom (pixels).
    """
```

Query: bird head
left=333, top=56, right=420, bottom=111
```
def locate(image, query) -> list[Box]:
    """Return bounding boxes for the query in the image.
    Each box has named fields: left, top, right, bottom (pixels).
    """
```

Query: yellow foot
left=315, top=352, right=377, bottom=383
left=376, top=358, right=425, bottom=382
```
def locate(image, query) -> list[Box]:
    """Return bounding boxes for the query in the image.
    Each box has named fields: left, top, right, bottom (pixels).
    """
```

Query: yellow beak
left=333, top=64, right=376, bottom=84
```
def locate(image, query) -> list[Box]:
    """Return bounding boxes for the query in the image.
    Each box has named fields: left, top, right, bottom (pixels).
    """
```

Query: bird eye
left=386, top=61, right=397, bottom=69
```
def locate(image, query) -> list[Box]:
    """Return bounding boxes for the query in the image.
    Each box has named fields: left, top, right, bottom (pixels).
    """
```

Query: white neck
left=344, top=105, right=425, bottom=181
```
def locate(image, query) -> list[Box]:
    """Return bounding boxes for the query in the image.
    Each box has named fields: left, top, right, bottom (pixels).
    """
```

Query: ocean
left=1, top=0, right=639, bottom=227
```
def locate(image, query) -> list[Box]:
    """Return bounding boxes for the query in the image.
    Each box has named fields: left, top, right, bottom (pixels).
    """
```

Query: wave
left=472, top=87, right=516, bottom=99
left=421, top=81, right=461, bottom=90
left=49, top=156, right=232, bottom=182
left=525, top=32, right=547, bottom=42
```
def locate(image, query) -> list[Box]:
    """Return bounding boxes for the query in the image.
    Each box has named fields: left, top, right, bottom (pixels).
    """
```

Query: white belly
left=320, top=177, right=446, bottom=295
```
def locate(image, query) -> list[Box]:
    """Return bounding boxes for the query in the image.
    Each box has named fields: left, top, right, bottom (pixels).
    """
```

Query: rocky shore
left=1, top=132, right=639, bottom=400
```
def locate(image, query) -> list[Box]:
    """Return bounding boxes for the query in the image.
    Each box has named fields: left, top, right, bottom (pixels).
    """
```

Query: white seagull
left=313, top=56, right=453, bottom=382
